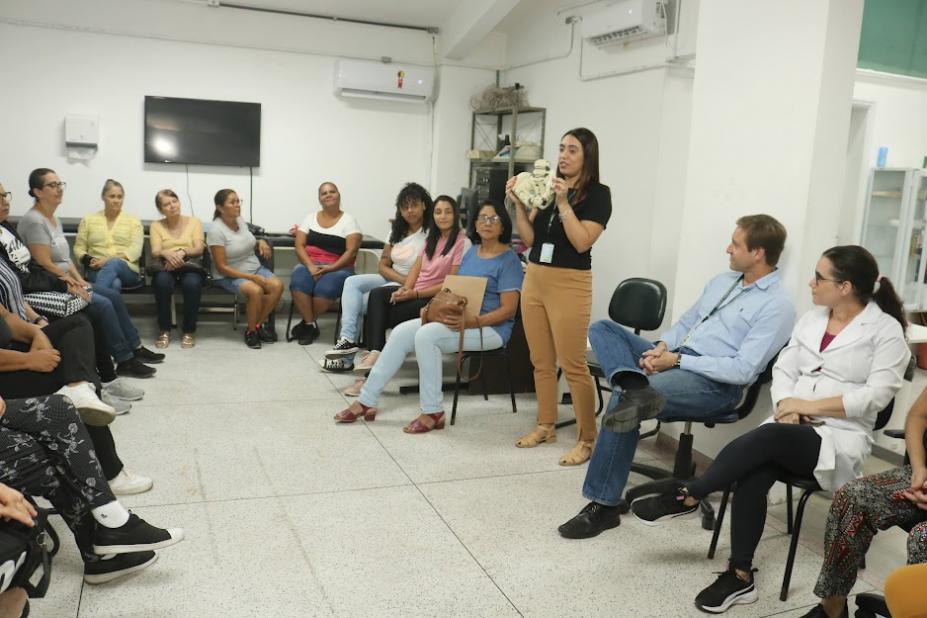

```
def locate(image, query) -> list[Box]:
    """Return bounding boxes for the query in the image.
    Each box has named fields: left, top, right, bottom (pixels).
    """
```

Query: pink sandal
left=403, top=412, right=445, bottom=434
left=334, top=403, right=377, bottom=423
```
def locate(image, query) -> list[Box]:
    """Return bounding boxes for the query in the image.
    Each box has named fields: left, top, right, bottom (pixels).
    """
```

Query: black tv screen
left=144, top=96, right=261, bottom=166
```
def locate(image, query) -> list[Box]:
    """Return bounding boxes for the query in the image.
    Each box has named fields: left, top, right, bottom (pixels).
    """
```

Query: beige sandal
left=155, top=332, right=170, bottom=349
left=559, top=440, right=595, bottom=466
left=515, top=424, right=557, bottom=448
left=180, top=334, right=195, bottom=349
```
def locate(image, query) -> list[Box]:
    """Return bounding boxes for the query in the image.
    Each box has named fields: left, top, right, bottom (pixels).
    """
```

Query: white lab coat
left=767, top=302, right=910, bottom=491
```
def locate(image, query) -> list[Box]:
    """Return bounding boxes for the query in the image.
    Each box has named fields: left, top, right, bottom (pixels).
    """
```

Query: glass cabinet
left=860, top=168, right=927, bottom=310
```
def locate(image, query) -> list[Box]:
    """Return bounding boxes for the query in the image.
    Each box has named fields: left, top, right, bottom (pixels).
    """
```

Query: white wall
left=853, top=73, right=927, bottom=170
left=0, top=0, right=497, bottom=235
left=500, top=0, right=695, bottom=325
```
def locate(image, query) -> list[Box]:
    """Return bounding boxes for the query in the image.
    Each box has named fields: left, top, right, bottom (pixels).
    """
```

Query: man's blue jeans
left=581, top=319, right=744, bottom=506
left=85, top=259, right=143, bottom=291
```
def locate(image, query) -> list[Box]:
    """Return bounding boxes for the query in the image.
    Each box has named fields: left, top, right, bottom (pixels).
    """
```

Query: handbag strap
left=456, top=316, right=485, bottom=381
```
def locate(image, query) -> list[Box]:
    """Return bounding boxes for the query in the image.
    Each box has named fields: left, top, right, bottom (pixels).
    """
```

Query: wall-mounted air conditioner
left=580, top=0, right=666, bottom=47
left=333, top=59, right=435, bottom=103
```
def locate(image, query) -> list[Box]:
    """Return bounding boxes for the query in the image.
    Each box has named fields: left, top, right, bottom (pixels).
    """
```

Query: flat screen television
left=144, top=96, right=261, bottom=166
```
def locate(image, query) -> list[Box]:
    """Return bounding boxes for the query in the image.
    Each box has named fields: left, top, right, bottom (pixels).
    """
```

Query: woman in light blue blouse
left=333, top=201, right=524, bottom=433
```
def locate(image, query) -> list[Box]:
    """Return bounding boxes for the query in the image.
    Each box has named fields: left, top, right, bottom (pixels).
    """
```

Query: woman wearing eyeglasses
left=630, top=246, right=910, bottom=615
left=17, top=169, right=163, bottom=378
left=507, top=128, right=612, bottom=466
left=73, top=179, right=144, bottom=292
left=288, top=182, right=363, bottom=345
left=333, top=200, right=524, bottom=433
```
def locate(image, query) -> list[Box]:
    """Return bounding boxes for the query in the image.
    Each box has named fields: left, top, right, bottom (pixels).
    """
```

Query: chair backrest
left=608, top=278, right=667, bottom=334
left=734, top=351, right=780, bottom=420
left=874, top=399, right=895, bottom=432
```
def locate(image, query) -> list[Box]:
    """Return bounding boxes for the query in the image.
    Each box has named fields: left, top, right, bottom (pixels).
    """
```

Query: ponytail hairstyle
left=389, top=182, right=433, bottom=245
left=27, top=168, right=55, bottom=198
left=213, top=188, right=236, bottom=220
left=424, top=195, right=461, bottom=260
left=822, top=245, right=907, bottom=329
left=101, top=178, right=124, bottom=197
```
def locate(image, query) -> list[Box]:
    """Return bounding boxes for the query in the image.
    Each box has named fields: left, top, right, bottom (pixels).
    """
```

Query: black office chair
left=556, top=277, right=667, bottom=429
left=449, top=311, right=522, bottom=426
left=622, top=352, right=779, bottom=526
left=707, top=400, right=898, bottom=602
left=853, top=426, right=927, bottom=618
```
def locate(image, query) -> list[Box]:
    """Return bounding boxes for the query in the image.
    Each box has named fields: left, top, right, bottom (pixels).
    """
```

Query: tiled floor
left=30, top=315, right=911, bottom=617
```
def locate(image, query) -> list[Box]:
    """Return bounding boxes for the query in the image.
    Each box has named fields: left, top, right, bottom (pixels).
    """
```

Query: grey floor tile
left=281, top=486, right=520, bottom=617
left=78, top=501, right=332, bottom=618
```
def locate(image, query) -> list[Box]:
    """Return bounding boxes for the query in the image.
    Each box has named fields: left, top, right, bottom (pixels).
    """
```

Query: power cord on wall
left=185, top=164, right=195, bottom=216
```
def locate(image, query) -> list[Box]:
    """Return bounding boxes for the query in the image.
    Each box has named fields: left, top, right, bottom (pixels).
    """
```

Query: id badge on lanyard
left=539, top=189, right=575, bottom=264
left=679, top=275, right=746, bottom=348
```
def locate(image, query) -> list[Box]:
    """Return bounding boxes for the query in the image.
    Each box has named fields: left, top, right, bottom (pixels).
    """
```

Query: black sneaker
left=799, top=604, right=848, bottom=618
left=298, top=323, right=320, bottom=346
left=631, top=489, right=699, bottom=526
left=92, top=513, right=184, bottom=555
left=133, top=346, right=165, bottom=364
left=257, top=324, right=278, bottom=343
left=83, top=550, right=158, bottom=584
left=694, top=567, right=758, bottom=613
left=244, top=329, right=262, bottom=349
left=602, top=386, right=667, bottom=433
left=326, top=337, right=360, bottom=359
left=290, top=320, right=308, bottom=340
left=318, top=357, right=353, bottom=373
left=557, top=502, right=621, bottom=539
left=116, top=358, right=156, bottom=379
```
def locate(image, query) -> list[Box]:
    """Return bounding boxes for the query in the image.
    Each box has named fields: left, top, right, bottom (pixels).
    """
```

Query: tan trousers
left=521, top=263, right=596, bottom=442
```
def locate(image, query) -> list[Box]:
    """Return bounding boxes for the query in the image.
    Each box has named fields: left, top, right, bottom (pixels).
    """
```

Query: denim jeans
left=152, top=270, right=204, bottom=332
left=337, top=274, right=392, bottom=342
left=358, top=318, right=504, bottom=414
left=85, top=259, right=143, bottom=291
left=89, top=284, right=141, bottom=363
left=289, top=264, right=354, bottom=299
left=581, top=319, right=744, bottom=506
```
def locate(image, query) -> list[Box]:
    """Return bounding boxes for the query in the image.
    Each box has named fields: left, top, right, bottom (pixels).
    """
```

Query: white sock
left=91, top=501, right=130, bottom=528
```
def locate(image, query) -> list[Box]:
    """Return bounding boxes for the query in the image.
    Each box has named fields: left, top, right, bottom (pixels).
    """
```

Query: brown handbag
left=422, top=288, right=484, bottom=377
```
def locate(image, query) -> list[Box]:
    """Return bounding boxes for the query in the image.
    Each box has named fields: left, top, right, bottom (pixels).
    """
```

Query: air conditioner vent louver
left=580, top=0, right=665, bottom=47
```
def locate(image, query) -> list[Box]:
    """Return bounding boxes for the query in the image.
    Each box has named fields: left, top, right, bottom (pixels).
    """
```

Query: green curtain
left=858, top=0, right=927, bottom=78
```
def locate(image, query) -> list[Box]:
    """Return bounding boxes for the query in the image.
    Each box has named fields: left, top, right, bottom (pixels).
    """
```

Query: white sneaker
left=101, top=392, right=131, bottom=415
left=108, top=469, right=153, bottom=495
left=102, top=379, right=144, bottom=401
left=55, top=383, right=117, bottom=426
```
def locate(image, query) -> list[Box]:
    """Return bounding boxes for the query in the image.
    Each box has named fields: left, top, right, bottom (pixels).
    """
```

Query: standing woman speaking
left=507, top=128, right=612, bottom=466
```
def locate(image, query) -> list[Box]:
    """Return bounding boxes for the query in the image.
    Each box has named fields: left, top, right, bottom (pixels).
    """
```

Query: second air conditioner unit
left=580, top=0, right=666, bottom=47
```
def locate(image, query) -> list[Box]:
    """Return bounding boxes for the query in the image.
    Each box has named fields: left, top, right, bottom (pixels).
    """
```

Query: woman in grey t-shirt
left=207, top=188, right=283, bottom=349
left=18, top=168, right=163, bottom=377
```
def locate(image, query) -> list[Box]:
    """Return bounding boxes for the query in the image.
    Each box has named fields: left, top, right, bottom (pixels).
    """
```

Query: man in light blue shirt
left=559, top=215, right=796, bottom=539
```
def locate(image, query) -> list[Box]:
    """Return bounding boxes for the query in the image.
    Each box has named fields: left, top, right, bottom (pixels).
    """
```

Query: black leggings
left=686, top=423, right=822, bottom=570
left=0, top=314, right=123, bottom=479
left=363, top=285, right=429, bottom=351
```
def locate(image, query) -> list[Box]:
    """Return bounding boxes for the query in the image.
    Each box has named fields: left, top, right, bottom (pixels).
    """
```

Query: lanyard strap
left=680, top=275, right=747, bottom=348
left=545, top=189, right=577, bottom=235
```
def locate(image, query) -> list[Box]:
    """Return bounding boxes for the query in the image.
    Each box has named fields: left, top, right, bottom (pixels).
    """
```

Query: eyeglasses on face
left=0, top=192, right=10, bottom=201
left=476, top=214, right=501, bottom=224
left=43, top=181, right=66, bottom=190
left=399, top=202, right=423, bottom=211
left=813, top=271, right=841, bottom=285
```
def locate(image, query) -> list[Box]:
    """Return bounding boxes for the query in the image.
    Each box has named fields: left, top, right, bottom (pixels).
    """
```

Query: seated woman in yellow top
left=74, top=179, right=144, bottom=292
left=149, top=189, right=206, bottom=349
